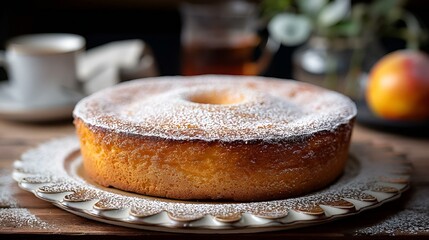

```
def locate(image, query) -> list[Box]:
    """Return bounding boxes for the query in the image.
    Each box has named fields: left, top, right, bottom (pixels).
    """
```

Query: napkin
left=78, top=39, right=158, bottom=94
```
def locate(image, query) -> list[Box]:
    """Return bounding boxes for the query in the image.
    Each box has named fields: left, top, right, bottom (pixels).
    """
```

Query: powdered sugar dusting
left=0, top=208, right=51, bottom=229
left=14, top=136, right=410, bottom=230
left=355, top=188, right=429, bottom=236
left=0, top=169, right=53, bottom=229
left=73, top=75, right=357, bottom=141
left=0, top=169, right=18, bottom=208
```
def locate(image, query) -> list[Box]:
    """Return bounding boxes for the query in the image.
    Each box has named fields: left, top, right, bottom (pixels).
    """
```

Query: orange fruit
left=366, top=50, right=429, bottom=121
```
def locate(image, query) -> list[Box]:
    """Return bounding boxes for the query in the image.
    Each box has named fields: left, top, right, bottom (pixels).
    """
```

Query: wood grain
left=0, top=119, right=428, bottom=239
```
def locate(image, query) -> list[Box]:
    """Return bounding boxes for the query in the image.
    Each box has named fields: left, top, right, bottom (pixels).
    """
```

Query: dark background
left=1, top=0, right=428, bottom=80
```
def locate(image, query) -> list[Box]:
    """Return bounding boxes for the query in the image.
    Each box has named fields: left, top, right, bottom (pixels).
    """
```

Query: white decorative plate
left=13, top=136, right=411, bottom=233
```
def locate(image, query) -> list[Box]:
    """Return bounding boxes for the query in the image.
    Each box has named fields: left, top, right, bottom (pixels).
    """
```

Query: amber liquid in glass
left=181, top=35, right=260, bottom=76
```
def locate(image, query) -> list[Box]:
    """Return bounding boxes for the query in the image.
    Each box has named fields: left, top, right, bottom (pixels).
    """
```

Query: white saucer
left=0, top=82, right=84, bottom=122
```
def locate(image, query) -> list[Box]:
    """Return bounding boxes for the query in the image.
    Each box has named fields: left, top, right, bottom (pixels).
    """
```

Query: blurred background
left=1, top=0, right=429, bottom=131
left=1, top=0, right=427, bottom=79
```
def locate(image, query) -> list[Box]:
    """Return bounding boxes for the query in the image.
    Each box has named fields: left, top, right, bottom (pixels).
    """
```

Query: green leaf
left=297, top=0, right=328, bottom=16
left=268, top=13, right=312, bottom=46
left=370, top=0, right=403, bottom=17
left=261, top=0, right=294, bottom=19
left=334, top=21, right=361, bottom=37
left=318, top=0, right=351, bottom=27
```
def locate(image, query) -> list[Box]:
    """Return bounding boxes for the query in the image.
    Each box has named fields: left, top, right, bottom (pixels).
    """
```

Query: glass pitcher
left=180, top=0, right=279, bottom=76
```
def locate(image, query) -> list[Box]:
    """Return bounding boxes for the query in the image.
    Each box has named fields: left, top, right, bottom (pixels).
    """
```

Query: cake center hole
left=187, top=89, right=245, bottom=105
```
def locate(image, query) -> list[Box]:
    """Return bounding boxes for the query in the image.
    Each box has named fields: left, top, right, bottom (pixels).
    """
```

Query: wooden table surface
left=0, top=119, right=428, bottom=239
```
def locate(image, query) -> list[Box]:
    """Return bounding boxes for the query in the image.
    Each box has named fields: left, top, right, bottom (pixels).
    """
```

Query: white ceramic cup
left=0, top=33, right=85, bottom=106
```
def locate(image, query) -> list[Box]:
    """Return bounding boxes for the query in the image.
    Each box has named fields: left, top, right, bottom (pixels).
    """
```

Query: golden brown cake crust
left=75, top=118, right=354, bottom=201
left=73, top=76, right=356, bottom=201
